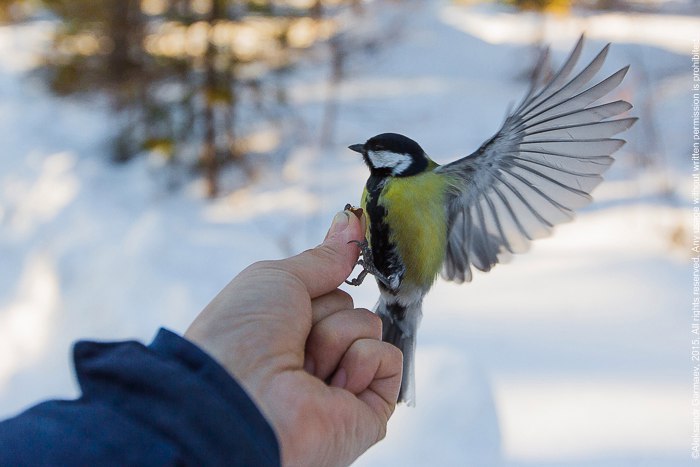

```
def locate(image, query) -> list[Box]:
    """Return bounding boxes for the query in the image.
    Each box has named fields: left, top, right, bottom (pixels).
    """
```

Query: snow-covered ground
left=0, top=1, right=694, bottom=465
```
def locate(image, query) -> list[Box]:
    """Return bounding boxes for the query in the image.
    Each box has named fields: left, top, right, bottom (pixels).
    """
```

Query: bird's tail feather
left=375, top=297, right=422, bottom=406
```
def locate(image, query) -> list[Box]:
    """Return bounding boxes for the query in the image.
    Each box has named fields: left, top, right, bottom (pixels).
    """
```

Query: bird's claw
left=344, top=239, right=392, bottom=288
left=345, top=267, right=369, bottom=286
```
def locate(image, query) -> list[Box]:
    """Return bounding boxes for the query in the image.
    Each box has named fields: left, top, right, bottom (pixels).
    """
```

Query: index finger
left=278, top=210, right=364, bottom=299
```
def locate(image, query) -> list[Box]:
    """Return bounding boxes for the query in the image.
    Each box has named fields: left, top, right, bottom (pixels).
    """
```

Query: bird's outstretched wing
left=435, top=36, right=636, bottom=283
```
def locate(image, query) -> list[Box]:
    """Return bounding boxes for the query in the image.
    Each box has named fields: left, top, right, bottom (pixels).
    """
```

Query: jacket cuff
left=74, top=328, right=280, bottom=466
left=149, top=328, right=280, bottom=457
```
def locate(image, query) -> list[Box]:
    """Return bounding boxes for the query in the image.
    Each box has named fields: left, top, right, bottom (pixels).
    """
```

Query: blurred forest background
left=0, top=0, right=385, bottom=196
left=0, top=0, right=684, bottom=196
left=0, top=0, right=697, bottom=466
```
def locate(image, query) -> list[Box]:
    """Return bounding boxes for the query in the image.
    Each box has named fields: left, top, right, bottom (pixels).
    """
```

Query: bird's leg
left=345, top=266, right=369, bottom=287
left=345, top=239, right=393, bottom=289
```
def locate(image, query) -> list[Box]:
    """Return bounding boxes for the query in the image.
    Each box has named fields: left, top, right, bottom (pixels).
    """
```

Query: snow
left=0, top=1, right=694, bottom=465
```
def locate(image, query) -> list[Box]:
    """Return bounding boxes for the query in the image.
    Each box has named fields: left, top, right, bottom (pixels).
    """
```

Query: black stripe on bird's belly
left=386, top=301, right=406, bottom=321
left=365, top=174, right=404, bottom=294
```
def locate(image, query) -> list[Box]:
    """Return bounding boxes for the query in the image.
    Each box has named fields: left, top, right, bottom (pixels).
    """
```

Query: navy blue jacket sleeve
left=0, top=328, right=280, bottom=466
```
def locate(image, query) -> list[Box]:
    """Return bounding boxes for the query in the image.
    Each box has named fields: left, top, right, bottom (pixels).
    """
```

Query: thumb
left=278, top=210, right=364, bottom=299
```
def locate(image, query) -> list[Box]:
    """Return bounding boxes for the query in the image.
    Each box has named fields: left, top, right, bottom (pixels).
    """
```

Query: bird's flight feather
left=436, top=36, right=636, bottom=283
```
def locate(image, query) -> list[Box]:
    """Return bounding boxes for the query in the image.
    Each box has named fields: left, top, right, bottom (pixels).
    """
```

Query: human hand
left=185, top=210, right=403, bottom=466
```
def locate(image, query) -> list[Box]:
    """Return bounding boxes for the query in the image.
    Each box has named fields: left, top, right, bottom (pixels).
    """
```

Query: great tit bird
left=346, top=36, right=636, bottom=405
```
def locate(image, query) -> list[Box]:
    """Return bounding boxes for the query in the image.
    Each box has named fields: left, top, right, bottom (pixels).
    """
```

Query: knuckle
left=364, top=310, right=383, bottom=336
left=376, top=422, right=388, bottom=442
left=306, top=244, right=336, bottom=264
left=244, top=259, right=278, bottom=275
left=246, top=259, right=305, bottom=289
left=384, top=342, right=403, bottom=366
left=352, top=308, right=382, bottom=337
left=251, top=259, right=276, bottom=269
left=311, top=244, right=354, bottom=276
left=331, top=289, right=354, bottom=310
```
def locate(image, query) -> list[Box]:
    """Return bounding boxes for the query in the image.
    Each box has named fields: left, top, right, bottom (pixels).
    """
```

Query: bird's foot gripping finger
left=345, top=239, right=372, bottom=286
left=345, top=267, right=369, bottom=286
left=344, top=240, right=393, bottom=288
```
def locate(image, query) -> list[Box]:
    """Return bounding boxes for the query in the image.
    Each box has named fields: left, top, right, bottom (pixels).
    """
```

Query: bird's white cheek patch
left=368, top=150, right=412, bottom=175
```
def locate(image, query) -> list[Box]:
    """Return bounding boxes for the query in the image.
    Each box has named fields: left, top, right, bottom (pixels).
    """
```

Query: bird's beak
left=348, top=144, right=364, bottom=154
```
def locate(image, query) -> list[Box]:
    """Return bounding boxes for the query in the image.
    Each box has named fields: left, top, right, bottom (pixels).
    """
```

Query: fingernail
left=328, top=211, right=350, bottom=236
left=330, top=367, right=347, bottom=389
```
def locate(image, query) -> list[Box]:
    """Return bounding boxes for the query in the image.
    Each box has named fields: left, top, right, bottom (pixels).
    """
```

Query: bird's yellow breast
left=363, top=171, right=448, bottom=289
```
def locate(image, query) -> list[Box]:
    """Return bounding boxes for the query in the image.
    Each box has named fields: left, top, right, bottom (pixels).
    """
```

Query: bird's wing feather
left=435, top=36, right=636, bottom=283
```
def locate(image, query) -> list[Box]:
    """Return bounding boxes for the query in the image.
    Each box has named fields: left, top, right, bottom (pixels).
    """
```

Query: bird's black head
left=348, top=133, right=428, bottom=177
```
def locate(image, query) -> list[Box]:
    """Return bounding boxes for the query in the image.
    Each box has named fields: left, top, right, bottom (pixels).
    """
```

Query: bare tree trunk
left=320, top=36, right=345, bottom=147
left=202, top=99, right=218, bottom=196
left=200, top=0, right=225, bottom=197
